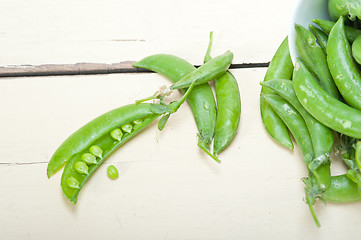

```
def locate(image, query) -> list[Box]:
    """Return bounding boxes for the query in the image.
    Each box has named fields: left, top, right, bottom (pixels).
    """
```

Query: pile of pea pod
left=47, top=33, right=241, bottom=205
left=260, top=0, right=361, bottom=227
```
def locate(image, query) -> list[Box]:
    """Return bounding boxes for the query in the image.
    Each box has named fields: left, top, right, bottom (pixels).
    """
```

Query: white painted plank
left=0, top=68, right=359, bottom=238
left=0, top=0, right=296, bottom=65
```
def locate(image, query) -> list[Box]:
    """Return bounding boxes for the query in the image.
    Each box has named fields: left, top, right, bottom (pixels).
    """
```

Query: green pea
left=133, top=119, right=143, bottom=125
left=89, top=145, right=103, bottom=158
left=121, top=123, right=133, bottom=134
left=74, top=161, right=89, bottom=175
left=110, top=128, right=123, bottom=141
left=66, top=177, right=80, bottom=189
left=107, top=165, right=119, bottom=179
left=81, top=153, right=97, bottom=165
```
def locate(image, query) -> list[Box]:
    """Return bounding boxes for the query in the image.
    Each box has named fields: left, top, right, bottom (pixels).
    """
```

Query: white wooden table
left=1, top=0, right=360, bottom=239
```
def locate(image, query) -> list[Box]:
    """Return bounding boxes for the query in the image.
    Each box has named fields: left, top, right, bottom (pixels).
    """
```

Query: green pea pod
left=352, top=35, right=361, bottom=65
left=169, top=50, right=233, bottom=90
left=261, top=79, right=334, bottom=160
left=262, top=94, right=331, bottom=190
left=261, top=94, right=313, bottom=163
left=260, top=37, right=294, bottom=150
left=308, top=24, right=328, bottom=54
left=261, top=79, right=332, bottom=190
left=202, top=32, right=241, bottom=156
left=213, top=71, right=241, bottom=155
left=327, top=17, right=361, bottom=110
left=133, top=54, right=217, bottom=161
left=313, top=18, right=361, bottom=43
left=295, top=24, right=339, bottom=99
left=61, top=109, right=160, bottom=204
left=293, top=58, right=361, bottom=138
left=328, top=0, right=361, bottom=21
left=323, top=174, right=361, bottom=202
left=47, top=103, right=162, bottom=178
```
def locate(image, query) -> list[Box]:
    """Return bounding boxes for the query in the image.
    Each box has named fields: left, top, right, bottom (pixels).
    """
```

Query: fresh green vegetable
left=107, top=165, right=119, bottom=179
left=327, top=17, right=361, bottom=110
left=352, top=35, right=361, bottom=64
left=169, top=50, right=233, bottom=90
left=260, top=37, right=294, bottom=150
left=295, top=24, right=339, bottom=99
left=293, top=58, right=361, bottom=138
left=202, top=32, right=241, bottom=156
left=133, top=53, right=218, bottom=162
left=313, top=18, right=361, bottom=42
left=328, top=0, right=361, bottom=21
left=308, top=24, right=328, bottom=54
left=261, top=79, right=333, bottom=190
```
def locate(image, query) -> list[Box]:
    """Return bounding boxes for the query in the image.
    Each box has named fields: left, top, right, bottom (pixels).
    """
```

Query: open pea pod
left=47, top=103, right=162, bottom=178
left=47, top=103, right=164, bottom=203
left=60, top=107, right=160, bottom=204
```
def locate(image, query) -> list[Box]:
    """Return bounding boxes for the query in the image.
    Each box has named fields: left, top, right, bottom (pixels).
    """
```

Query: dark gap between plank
left=0, top=62, right=269, bottom=78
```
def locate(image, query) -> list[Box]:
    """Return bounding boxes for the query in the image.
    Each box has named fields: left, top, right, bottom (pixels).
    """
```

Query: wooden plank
left=0, top=0, right=296, bottom=66
left=0, top=68, right=358, bottom=239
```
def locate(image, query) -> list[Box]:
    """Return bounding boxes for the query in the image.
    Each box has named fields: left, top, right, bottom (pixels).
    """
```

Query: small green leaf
left=150, top=104, right=169, bottom=114
left=158, top=114, right=170, bottom=131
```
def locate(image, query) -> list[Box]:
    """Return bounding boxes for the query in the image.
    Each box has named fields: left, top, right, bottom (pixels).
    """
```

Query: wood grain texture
left=0, top=62, right=145, bottom=77
left=0, top=0, right=296, bottom=66
left=2, top=0, right=359, bottom=238
left=0, top=69, right=358, bottom=239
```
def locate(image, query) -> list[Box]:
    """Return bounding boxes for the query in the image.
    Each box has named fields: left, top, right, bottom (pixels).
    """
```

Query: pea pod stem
left=197, top=141, right=221, bottom=164
left=306, top=196, right=321, bottom=227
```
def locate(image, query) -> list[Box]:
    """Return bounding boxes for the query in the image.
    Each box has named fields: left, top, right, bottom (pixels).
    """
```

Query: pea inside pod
left=61, top=112, right=159, bottom=204
left=47, top=103, right=162, bottom=178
